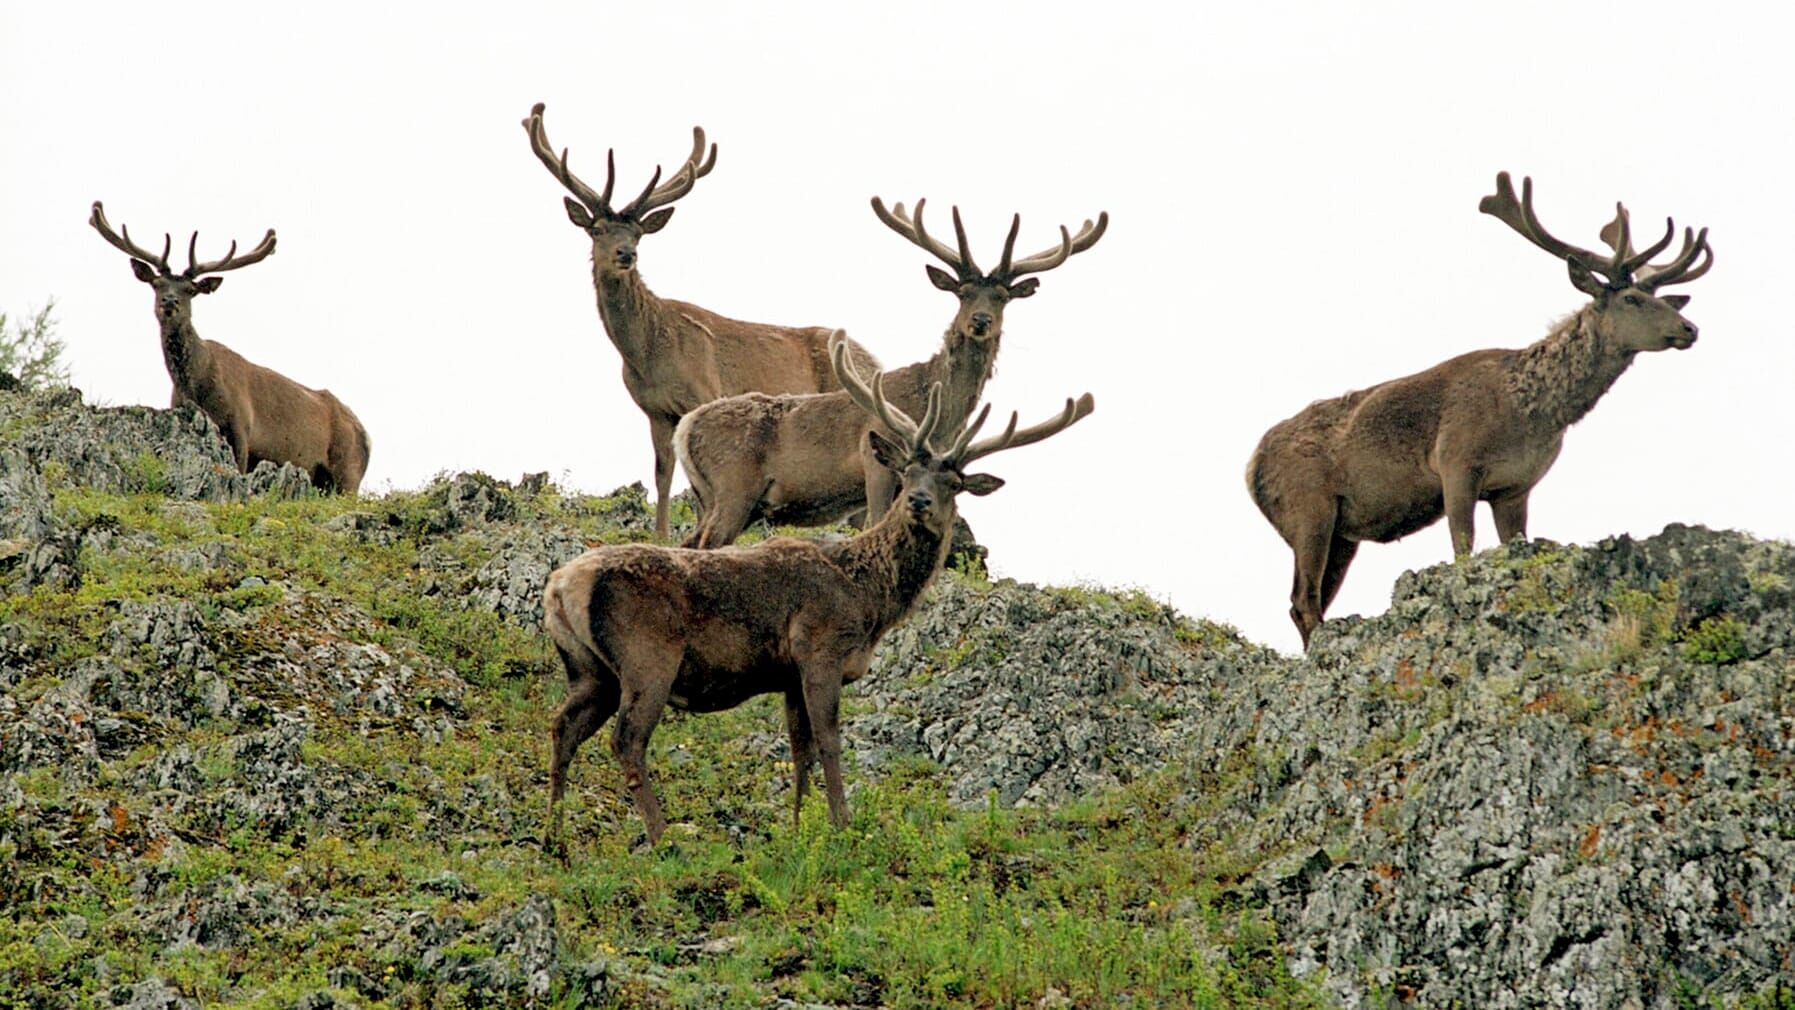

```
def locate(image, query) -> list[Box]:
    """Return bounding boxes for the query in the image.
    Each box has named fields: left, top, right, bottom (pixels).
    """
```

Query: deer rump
left=675, top=391, right=879, bottom=533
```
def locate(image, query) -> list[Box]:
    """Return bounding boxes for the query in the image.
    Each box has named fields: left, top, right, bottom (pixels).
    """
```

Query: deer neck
left=1506, top=305, right=1637, bottom=433
left=592, top=266, right=663, bottom=365
left=874, top=329, right=1001, bottom=433
left=830, top=507, right=952, bottom=634
left=158, top=314, right=212, bottom=395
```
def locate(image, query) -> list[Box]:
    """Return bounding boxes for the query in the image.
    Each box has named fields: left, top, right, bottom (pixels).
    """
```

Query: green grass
left=0, top=482, right=1326, bottom=1009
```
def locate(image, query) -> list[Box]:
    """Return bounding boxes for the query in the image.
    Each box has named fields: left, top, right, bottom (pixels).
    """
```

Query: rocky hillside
left=2, top=385, right=1791, bottom=1009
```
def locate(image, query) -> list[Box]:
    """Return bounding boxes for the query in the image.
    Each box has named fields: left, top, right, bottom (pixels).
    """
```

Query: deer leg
left=1491, top=493, right=1529, bottom=545
left=1317, top=535, right=1360, bottom=618
left=610, top=656, right=678, bottom=844
left=1442, top=468, right=1482, bottom=558
left=687, top=488, right=758, bottom=549
left=782, top=690, right=817, bottom=828
left=649, top=415, right=678, bottom=541
left=547, top=647, right=621, bottom=840
left=1287, top=509, right=1337, bottom=650
left=799, top=659, right=856, bottom=829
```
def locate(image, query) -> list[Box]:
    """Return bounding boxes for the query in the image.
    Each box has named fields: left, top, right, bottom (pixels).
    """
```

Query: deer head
left=90, top=202, right=277, bottom=328
left=830, top=336, right=1094, bottom=538
left=1481, top=173, right=1712, bottom=354
left=522, top=103, right=716, bottom=275
left=871, top=198, right=1106, bottom=343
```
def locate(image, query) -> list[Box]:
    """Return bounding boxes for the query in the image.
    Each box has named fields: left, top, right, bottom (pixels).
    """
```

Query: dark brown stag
left=522, top=103, right=880, bottom=538
left=673, top=198, right=1106, bottom=548
left=542, top=337, right=1095, bottom=843
left=89, top=202, right=371, bottom=492
left=1248, top=172, right=1712, bottom=648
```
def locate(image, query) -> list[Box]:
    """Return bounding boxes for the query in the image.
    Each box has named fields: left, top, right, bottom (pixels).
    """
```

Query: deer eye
left=1622, top=293, right=1642, bottom=307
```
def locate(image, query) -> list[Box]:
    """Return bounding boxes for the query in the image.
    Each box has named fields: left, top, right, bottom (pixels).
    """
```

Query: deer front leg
left=1441, top=468, right=1482, bottom=559
left=609, top=655, right=678, bottom=844
left=783, top=690, right=817, bottom=828
left=1490, top=492, right=1529, bottom=545
left=649, top=415, right=678, bottom=541
left=799, top=658, right=859, bottom=829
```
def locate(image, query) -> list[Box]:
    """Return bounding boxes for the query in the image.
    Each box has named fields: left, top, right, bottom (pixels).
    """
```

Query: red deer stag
left=1248, top=173, right=1712, bottom=648
left=522, top=103, right=880, bottom=539
left=89, top=202, right=371, bottom=493
left=542, top=336, right=1095, bottom=844
left=673, top=198, right=1106, bottom=548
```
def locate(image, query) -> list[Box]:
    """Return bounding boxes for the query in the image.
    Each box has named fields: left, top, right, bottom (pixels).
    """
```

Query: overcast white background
left=3, top=2, right=1791, bottom=652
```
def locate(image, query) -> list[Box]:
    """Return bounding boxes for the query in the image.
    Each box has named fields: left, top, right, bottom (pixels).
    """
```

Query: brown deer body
left=674, top=199, right=1105, bottom=548
left=522, top=104, right=879, bottom=538
left=1248, top=173, right=1712, bottom=648
left=542, top=337, right=1094, bottom=844
left=89, top=203, right=370, bottom=493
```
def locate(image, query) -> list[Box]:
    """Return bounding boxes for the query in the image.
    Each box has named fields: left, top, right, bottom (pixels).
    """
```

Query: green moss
left=1680, top=615, right=1749, bottom=666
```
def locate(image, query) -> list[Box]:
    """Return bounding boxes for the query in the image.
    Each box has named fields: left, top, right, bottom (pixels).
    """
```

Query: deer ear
left=130, top=259, right=158, bottom=282
left=925, top=265, right=959, bottom=292
left=194, top=276, right=224, bottom=294
left=1566, top=259, right=1607, bottom=298
left=1007, top=277, right=1040, bottom=299
left=1662, top=294, right=1691, bottom=310
left=961, top=473, right=1005, bottom=497
left=866, top=430, right=906, bottom=471
left=639, top=208, right=675, bottom=234
left=563, top=197, right=595, bottom=229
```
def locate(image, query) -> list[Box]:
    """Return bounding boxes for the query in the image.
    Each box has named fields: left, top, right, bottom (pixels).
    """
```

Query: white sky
left=4, top=2, right=1792, bottom=652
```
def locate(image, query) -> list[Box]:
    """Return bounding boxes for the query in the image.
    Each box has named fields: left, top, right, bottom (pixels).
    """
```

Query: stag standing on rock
left=89, top=203, right=371, bottom=493
left=522, top=103, right=880, bottom=539
left=542, top=336, right=1095, bottom=844
left=1248, top=173, right=1713, bottom=648
left=674, top=198, right=1106, bottom=548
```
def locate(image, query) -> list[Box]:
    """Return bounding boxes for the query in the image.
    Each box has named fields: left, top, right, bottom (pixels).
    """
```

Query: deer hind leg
left=609, top=644, right=680, bottom=844
left=547, top=644, right=621, bottom=841
left=685, top=478, right=765, bottom=549
left=1490, top=492, right=1529, bottom=545
left=1287, top=505, right=1340, bottom=650
left=782, top=690, right=818, bottom=828
left=1318, top=535, right=1359, bottom=619
left=649, top=415, right=678, bottom=542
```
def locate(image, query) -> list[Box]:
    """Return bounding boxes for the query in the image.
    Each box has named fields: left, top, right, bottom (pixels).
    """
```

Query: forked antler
left=523, top=103, right=716, bottom=221
left=1481, top=172, right=1712, bottom=291
left=90, top=202, right=276, bottom=277
left=871, top=198, right=1108, bottom=283
left=830, top=334, right=944, bottom=453
left=953, top=391, right=1095, bottom=466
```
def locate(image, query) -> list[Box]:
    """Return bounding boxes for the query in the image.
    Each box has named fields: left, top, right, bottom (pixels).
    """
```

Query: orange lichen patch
left=1659, top=769, right=1681, bottom=788
left=108, top=802, right=130, bottom=834
left=1363, top=794, right=1395, bottom=826
left=1524, top=692, right=1558, bottom=714
left=1732, top=891, right=1752, bottom=922
left=1394, top=658, right=1421, bottom=691
left=1578, top=824, right=1602, bottom=858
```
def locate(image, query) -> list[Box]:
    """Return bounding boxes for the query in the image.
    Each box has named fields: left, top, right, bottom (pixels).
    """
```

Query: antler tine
left=616, top=163, right=665, bottom=220
left=1637, top=227, right=1713, bottom=290
left=830, top=334, right=923, bottom=444
left=633, top=126, right=719, bottom=215
left=188, top=228, right=277, bottom=276
left=870, top=197, right=967, bottom=275
left=949, top=206, right=980, bottom=278
left=1004, top=210, right=1108, bottom=278
left=994, top=214, right=1022, bottom=277
left=945, top=402, right=996, bottom=459
left=522, top=102, right=609, bottom=214
left=90, top=202, right=172, bottom=272
left=911, top=381, right=945, bottom=455
left=1604, top=210, right=1677, bottom=275
left=957, top=392, right=1096, bottom=466
left=599, top=149, right=617, bottom=209
left=1479, top=172, right=1608, bottom=272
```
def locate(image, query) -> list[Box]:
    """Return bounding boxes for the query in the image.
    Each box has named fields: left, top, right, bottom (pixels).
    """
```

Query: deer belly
left=667, top=662, right=792, bottom=713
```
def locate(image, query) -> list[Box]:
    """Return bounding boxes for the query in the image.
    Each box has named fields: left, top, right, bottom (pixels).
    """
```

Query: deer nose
left=969, top=313, right=993, bottom=335
left=614, top=249, right=636, bottom=266
left=907, top=492, right=930, bottom=513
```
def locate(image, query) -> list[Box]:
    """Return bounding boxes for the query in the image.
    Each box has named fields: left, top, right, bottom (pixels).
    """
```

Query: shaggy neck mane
left=877, top=329, right=1000, bottom=434
left=593, top=265, right=661, bottom=364
left=825, top=510, right=951, bottom=632
left=159, top=315, right=207, bottom=392
left=1505, top=304, right=1636, bottom=432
